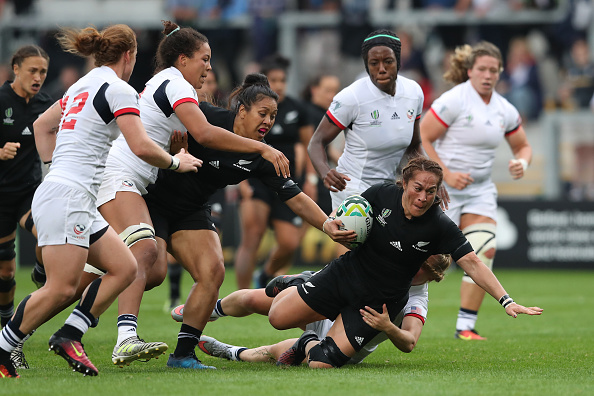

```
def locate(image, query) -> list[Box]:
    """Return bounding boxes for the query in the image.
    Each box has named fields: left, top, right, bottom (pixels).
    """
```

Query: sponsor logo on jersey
left=233, top=160, right=252, bottom=172
left=485, top=120, right=492, bottom=126
left=3, top=107, right=14, bottom=125
left=391, top=111, right=399, bottom=120
left=407, top=109, right=415, bottom=119
left=121, top=180, right=134, bottom=187
left=355, top=336, right=364, bottom=345
left=285, top=110, right=298, bottom=123
left=73, top=224, right=86, bottom=235
left=376, top=208, right=392, bottom=226
left=209, top=160, right=219, bottom=169
left=390, top=241, right=402, bottom=251
left=412, top=241, right=430, bottom=252
left=301, top=281, right=315, bottom=294
left=370, top=110, right=381, bottom=126
left=21, top=126, right=32, bottom=135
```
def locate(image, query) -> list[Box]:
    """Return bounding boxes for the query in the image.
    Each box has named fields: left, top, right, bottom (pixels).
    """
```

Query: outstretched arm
left=456, top=252, right=543, bottom=317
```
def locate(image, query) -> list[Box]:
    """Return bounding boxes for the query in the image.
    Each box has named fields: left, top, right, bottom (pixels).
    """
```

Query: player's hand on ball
left=505, top=302, right=543, bottom=318
left=323, top=218, right=357, bottom=243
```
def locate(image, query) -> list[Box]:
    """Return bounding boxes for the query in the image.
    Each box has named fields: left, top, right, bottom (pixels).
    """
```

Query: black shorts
left=246, top=178, right=302, bottom=226
left=146, top=198, right=217, bottom=241
left=297, top=261, right=408, bottom=352
left=0, top=186, right=37, bottom=238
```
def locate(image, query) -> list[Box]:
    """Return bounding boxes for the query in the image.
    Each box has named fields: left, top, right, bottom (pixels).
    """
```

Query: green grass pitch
left=3, top=266, right=593, bottom=396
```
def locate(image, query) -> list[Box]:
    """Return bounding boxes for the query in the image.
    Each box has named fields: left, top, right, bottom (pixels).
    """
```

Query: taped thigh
left=462, top=223, right=496, bottom=284
left=119, top=223, right=155, bottom=248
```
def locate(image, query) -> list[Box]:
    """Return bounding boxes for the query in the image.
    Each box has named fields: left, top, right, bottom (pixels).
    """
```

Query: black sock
left=168, top=264, right=182, bottom=300
left=53, top=324, right=84, bottom=342
left=173, top=323, right=202, bottom=357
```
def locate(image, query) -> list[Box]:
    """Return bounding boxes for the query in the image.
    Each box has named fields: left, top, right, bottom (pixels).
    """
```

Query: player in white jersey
left=0, top=24, right=201, bottom=379
left=88, top=21, right=290, bottom=368
left=308, top=29, right=427, bottom=256
left=420, top=42, right=533, bottom=341
left=170, top=255, right=451, bottom=366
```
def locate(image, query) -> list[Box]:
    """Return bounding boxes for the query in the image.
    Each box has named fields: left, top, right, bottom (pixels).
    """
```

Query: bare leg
left=234, top=199, right=269, bottom=289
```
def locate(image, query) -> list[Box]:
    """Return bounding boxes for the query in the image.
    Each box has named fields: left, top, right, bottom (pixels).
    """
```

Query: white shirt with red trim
left=305, top=283, right=428, bottom=364
left=429, top=80, right=521, bottom=184
left=327, top=75, right=423, bottom=192
left=45, top=66, right=140, bottom=200
left=107, top=66, right=199, bottom=184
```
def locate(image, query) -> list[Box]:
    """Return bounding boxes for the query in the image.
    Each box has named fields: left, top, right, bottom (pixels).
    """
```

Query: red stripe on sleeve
left=326, top=110, right=345, bottom=130
left=173, top=97, right=199, bottom=110
left=114, top=108, right=140, bottom=118
left=405, top=313, right=425, bottom=324
left=505, top=124, right=521, bottom=136
left=430, top=108, right=449, bottom=128
left=415, top=114, right=421, bottom=120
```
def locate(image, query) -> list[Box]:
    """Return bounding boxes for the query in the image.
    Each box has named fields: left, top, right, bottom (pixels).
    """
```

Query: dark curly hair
left=228, top=73, right=279, bottom=114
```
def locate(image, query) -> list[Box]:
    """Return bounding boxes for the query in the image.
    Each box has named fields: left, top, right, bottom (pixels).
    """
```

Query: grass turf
left=2, top=267, right=593, bottom=395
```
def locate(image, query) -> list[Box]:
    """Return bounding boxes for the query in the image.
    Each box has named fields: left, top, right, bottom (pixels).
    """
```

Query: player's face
left=183, top=43, right=212, bottom=90
left=312, top=75, right=340, bottom=109
left=367, top=46, right=398, bottom=95
left=266, top=69, right=287, bottom=102
left=467, top=55, right=501, bottom=101
left=402, top=171, right=439, bottom=218
left=197, top=70, right=218, bottom=96
left=12, top=56, right=48, bottom=100
left=238, top=97, right=278, bottom=141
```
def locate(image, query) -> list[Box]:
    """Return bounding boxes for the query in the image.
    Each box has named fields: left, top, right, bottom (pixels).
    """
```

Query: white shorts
left=32, top=181, right=108, bottom=248
left=96, top=167, right=150, bottom=208
left=444, top=180, right=498, bottom=226
left=330, top=185, right=367, bottom=212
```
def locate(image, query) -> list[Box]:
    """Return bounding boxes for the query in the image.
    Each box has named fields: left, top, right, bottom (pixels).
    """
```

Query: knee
left=145, top=261, right=168, bottom=291
left=484, top=247, right=496, bottom=260
left=268, top=308, right=291, bottom=330
left=0, top=263, right=15, bottom=281
left=307, top=337, right=350, bottom=368
left=133, top=241, right=159, bottom=272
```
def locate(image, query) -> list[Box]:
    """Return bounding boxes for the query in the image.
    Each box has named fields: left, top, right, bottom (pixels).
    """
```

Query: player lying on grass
left=266, top=157, right=542, bottom=369
left=171, top=254, right=450, bottom=364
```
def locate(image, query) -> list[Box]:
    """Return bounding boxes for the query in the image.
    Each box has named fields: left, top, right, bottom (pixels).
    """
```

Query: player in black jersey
left=268, top=157, right=543, bottom=369
left=0, top=45, right=51, bottom=374
left=143, top=73, right=354, bottom=370
left=234, top=55, right=315, bottom=289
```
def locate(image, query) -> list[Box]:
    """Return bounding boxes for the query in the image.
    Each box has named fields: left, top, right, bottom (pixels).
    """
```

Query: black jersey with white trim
left=146, top=102, right=302, bottom=216
left=0, top=81, right=53, bottom=192
left=337, top=182, right=472, bottom=301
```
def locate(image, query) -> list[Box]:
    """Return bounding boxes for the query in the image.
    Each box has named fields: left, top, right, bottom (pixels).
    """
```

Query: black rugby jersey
left=337, top=182, right=473, bottom=302
left=0, top=81, right=53, bottom=192
left=260, top=96, right=310, bottom=174
left=145, top=102, right=302, bottom=216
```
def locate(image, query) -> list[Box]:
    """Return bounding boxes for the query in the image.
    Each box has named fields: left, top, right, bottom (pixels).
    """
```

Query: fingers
left=324, top=170, right=349, bottom=191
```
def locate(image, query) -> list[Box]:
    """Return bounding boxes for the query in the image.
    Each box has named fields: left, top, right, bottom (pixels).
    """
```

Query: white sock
left=65, top=309, right=91, bottom=335
left=456, top=308, right=478, bottom=331
left=229, top=346, right=247, bottom=361
left=116, top=314, right=138, bottom=345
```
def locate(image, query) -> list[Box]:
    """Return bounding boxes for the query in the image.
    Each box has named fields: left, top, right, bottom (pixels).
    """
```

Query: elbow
left=402, top=340, right=416, bottom=353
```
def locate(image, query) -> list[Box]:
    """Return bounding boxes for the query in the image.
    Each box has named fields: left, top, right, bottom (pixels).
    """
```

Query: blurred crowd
left=0, top=0, right=593, bottom=199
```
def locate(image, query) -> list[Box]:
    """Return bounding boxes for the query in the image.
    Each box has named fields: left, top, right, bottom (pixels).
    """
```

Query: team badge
left=407, top=109, right=415, bottom=119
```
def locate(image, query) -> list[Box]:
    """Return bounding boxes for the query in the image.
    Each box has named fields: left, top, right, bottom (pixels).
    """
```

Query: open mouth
left=258, top=128, right=268, bottom=137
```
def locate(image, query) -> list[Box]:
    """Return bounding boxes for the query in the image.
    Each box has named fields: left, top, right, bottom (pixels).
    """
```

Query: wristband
left=516, top=158, right=528, bottom=171
left=498, top=294, right=514, bottom=308
left=43, top=161, right=52, bottom=171
left=322, top=216, right=335, bottom=234
left=168, top=155, right=180, bottom=170
left=307, top=173, right=319, bottom=185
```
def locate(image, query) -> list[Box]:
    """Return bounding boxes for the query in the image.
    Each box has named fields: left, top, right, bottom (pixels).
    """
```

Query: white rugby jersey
left=429, top=80, right=521, bottom=184
left=327, top=75, right=423, bottom=192
left=106, top=67, right=199, bottom=184
left=306, top=283, right=428, bottom=364
left=45, top=66, right=140, bottom=199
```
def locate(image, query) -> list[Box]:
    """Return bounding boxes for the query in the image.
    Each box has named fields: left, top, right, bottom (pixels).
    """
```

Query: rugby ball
left=335, top=195, right=373, bottom=248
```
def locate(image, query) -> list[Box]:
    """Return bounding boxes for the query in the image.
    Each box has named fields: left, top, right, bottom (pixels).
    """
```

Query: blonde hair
left=443, top=41, right=503, bottom=84
left=421, top=254, right=452, bottom=282
left=56, top=24, right=136, bottom=67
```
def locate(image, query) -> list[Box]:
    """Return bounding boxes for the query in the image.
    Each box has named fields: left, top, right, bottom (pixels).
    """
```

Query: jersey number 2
left=61, top=92, right=89, bottom=130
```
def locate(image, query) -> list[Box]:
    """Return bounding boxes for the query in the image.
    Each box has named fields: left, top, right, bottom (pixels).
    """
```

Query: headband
left=167, top=27, right=180, bottom=37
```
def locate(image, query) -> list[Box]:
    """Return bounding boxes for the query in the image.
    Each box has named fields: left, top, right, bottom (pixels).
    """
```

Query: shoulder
left=106, top=79, right=138, bottom=97
left=397, top=75, right=423, bottom=97
left=199, top=102, right=233, bottom=126
left=33, top=90, right=54, bottom=105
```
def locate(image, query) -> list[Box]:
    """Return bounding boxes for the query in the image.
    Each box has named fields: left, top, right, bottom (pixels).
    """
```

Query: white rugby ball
left=335, top=195, right=373, bottom=248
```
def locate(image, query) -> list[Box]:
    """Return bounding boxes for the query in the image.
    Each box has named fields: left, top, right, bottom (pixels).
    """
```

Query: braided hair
left=361, top=29, right=401, bottom=75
